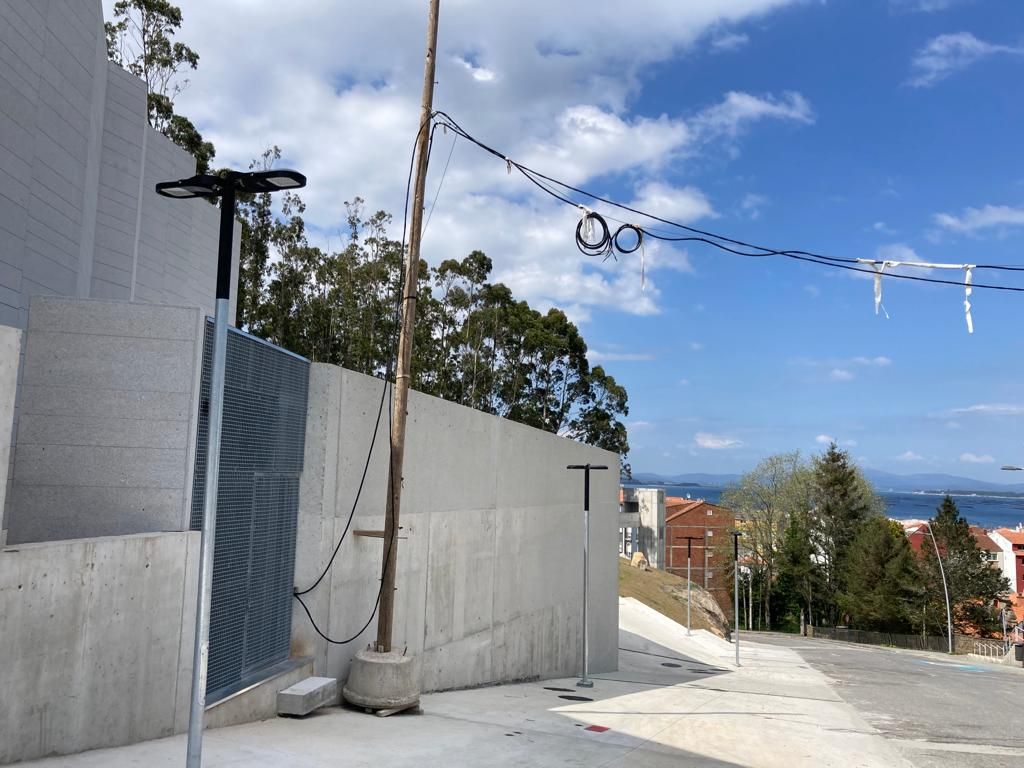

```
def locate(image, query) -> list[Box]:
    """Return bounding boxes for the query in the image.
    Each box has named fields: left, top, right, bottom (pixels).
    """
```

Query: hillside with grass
left=618, top=559, right=731, bottom=638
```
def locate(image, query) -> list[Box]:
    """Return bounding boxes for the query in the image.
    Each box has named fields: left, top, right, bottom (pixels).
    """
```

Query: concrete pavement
left=752, top=632, right=1024, bottom=768
left=21, top=600, right=914, bottom=768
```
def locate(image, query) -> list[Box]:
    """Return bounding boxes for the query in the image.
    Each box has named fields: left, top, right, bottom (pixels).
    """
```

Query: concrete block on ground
left=277, top=676, right=339, bottom=717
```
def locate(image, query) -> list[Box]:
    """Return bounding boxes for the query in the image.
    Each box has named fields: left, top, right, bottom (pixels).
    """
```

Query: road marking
left=913, top=660, right=987, bottom=673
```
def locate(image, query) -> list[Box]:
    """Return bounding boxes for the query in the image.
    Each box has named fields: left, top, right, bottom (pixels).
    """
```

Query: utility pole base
left=342, top=649, right=421, bottom=712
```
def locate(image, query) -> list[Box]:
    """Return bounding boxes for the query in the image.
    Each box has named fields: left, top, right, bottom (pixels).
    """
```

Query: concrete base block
left=342, top=650, right=422, bottom=710
left=277, top=676, right=339, bottom=717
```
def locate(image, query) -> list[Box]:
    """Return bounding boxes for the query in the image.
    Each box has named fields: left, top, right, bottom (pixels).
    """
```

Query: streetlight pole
left=156, top=168, right=306, bottom=768
left=567, top=463, right=608, bottom=688
left=731, top=531, right=742, bottom=666
left=681, top=535, right=702, bottom=636
left=921, top=520, right=954, bottom=654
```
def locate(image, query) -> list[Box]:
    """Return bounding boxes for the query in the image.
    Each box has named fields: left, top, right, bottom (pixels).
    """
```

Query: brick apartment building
left=664, top=497, right=736, bottom=618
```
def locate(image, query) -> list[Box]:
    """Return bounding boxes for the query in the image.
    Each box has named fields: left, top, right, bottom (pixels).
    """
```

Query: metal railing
left=808, top=625, right=974, bottom=653
left=973, top=639, right=1009, bottom=658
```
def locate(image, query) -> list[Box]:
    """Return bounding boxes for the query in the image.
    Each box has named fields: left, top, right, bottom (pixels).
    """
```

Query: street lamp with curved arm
left=920, top=520, right=954, bottom=654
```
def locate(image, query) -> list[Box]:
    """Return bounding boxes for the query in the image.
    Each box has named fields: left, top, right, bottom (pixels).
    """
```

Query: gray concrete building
left=0, top=0, right=238, bottom=537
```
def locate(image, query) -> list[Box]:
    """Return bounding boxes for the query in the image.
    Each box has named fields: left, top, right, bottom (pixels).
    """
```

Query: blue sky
left=105, top=0, right=1024, bottom=481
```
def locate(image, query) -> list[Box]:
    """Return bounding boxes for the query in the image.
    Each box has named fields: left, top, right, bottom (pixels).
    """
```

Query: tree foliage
left=105, top=0, right=215, bottom=172
left=920, top=496, right=1010, bottom=636
left=838, top=518, right=922, bottom=632
left=810, top=443, right=883, bottom=623
left=721, top=452, right=813, bottom=629
left=235, top=178, right=632, bottom=465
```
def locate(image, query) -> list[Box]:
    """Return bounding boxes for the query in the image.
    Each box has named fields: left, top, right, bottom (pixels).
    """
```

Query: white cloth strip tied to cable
left=964, top=265, right=974, bottom=334
left=857, top=258, right=980, bottom=330
left=578, top=204, right=594, bottom=242
left=858, top=260, right=890, bottom=319
left=640, top=240, right=646, bottom=292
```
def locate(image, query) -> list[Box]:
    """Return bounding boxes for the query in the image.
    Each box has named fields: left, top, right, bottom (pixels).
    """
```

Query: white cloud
left=891, top=0, right=972, bottom=11
left=960, top=452, right=995, bottom=464
left=897, top=450, right=924, bottom=461
left=830, top=368, right=853, bottom=381
left=949, top=403, right=1024, bottom=416
left=679, top=378, right=690, bottom=386
left=804, top=284, right=820, bottom=298
left=945, top=420, right=961, bottom=429
left=632, top=181, right=716, bottom=227
left=871, top=221, right=896, bottom=235
left=455, top=56, right=497, bottom=82
left=815, top=434, right=834, bottom=445
left=693, top=91, right=814, bottom=138
left=740, top=193, right=768, bottom=220
left=711, top=31, right=750, bottom=53
left=628, top=420, right=654, bottom=430
left=689, top=341, right=704, bottom=351
left=104, top=0, right=813, bottom=319
left=588, top=350, right=655, bottom=362
left=874, top=243, right=934, bottom=275
left=695, top=432, right=743, bottom=450
left=908, top=32, right=1024, bottom=88
left=934, top=204, right=1024, bottom=234
left=842, top=439, right=858, bottom=447
left=852, top=356, right=892, bottom=367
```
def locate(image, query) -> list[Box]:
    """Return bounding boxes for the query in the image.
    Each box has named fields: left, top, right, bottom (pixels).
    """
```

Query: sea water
left=627, top=484, right=1024, bottom=531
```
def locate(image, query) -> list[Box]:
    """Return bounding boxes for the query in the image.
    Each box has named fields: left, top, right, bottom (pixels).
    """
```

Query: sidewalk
left=23, top=599, right=913, bottom=768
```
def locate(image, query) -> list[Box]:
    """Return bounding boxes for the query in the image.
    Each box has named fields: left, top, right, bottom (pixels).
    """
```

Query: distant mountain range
left=627, top=469, right=1024, bottom=494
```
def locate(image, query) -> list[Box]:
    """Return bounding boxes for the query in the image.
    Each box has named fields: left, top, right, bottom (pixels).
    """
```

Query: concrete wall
left=0, top=0, right=239, bottom=535
left=0, top=0, right=235, bottom=325
left=6, top=297, right=205, bottom=543
left=292, top=365, right=620, bottom=693
left=0, top=532, right=199, bottom=764
left=0, top=327, right=20, bottom=545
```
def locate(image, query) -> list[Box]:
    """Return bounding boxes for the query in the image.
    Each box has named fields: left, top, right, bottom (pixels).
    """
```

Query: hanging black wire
left=432, top=110, right=1024, bottom=293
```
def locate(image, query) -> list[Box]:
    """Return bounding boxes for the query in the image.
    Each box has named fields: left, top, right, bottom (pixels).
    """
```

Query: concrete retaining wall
left=292, top=365, right=620, bottom=692
left=0, top=532, right=198, bottom=764
left=6, top=297, right=205, bottom=543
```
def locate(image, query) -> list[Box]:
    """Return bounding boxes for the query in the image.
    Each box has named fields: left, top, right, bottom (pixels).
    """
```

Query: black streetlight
left=156, top=168, right=305, bottom=768
left=731, top=530, right=743, bottom=666
left=566, top=463, right=608, bottom=688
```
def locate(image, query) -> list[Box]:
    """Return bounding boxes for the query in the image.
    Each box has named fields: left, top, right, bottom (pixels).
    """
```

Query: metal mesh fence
left=190, top=322, right=310, bottom=701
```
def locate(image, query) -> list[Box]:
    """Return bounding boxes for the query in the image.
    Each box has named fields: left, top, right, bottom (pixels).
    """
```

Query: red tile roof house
left=664, top=498, right=736, bottom=619
left=989, top=527, right=1024, bottom=622
left=899, top=520, right=1018, bottom=629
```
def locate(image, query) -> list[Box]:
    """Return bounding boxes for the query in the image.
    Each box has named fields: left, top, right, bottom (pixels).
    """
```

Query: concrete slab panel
left=21, top=331, right=196, bottom=392
left=0, top=532, right=194, bottom=763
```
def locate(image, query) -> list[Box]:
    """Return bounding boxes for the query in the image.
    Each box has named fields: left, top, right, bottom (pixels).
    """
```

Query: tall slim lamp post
left=681, top=535, right=702, bottom=636
left=567, top=463, right=608, bottom=688
left=156, top=168, right=306, bottom=768
left=730, top=531, right=742, bottom=666
left=920, top=520, right=954, bottom=655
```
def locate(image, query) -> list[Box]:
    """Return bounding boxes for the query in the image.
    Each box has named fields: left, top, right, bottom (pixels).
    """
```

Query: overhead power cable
left=430, top=110, right=1024, bottom=296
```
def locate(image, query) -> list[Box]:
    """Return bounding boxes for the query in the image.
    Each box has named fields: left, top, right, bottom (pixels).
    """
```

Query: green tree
left=231, top=169, right=632, bottom=464
left=721, top=452, right=813, bottom=629
left=811, top=443, right=882, bottom=624
left=775, top=507, right=824, bottom=631
left=838, top=518, right=922, bottom=632
left=921, top=496, right=1010, bottom=636
left=105, top=0, right=215, bottom=171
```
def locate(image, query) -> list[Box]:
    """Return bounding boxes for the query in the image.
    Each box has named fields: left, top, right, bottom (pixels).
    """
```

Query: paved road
left=750, top=633, right=1024, bottom=768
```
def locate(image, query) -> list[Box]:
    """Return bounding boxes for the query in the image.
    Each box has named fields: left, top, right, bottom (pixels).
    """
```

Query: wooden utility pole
left=375, top=0, right=440, bottom=653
